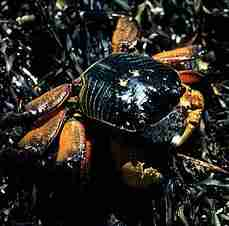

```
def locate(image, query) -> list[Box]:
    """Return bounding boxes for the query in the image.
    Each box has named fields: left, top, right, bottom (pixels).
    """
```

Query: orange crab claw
left=112, top=16, right=140, bottom=53
left=18, top=110, right=66, bottom=154
left=25, top=84, right=72, bottom=116
left=56, top=119, right=92, bottom=174
left=153, top=45, right=208, bottom=84
left=171, top=85, right=204, bottom=147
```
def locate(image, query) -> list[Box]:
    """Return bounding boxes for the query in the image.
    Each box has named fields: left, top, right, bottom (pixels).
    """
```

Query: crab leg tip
left=171, top=134, right=182, bottom=147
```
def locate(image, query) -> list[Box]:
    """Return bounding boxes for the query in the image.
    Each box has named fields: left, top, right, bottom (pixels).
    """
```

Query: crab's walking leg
left=56, top=118, right=92, bottom=177
left=25, top=84, right=72, bottom=116
left=172, top=85, right=204, bottom=147
left=57, top=119, right=91, bottom=166
left=177, top=153, right=229, bottom=175
left=112, top=16, right=139, bottom=53
left=18, top=110, right=66, bottom=154
left=153, top=45, right=199, bottom=61
left=57, top=119, right=86, bottom=161
left=153, top=45, right=208, bottom=84
left=177, top=70, right=204, bottom=85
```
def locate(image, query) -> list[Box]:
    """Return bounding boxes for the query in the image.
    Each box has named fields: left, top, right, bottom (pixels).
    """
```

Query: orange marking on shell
left=179, top=71, right=202, bottom=84
left=18, top=110, right=66, bottom=152
left=57, top=120, right=86, bottom=162
left=112, top=16, right=140, bottom=53
left=25, top=84, right=72, bottom=115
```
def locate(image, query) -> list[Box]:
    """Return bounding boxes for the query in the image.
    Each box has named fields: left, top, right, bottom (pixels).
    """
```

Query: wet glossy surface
left=112, top=16, right=139, bottom=53
left=57, top=119, right=86, bottom=162
left=153, top=45, right=204, bottom=63
left=18, top=110, right=66, bottom=153
left=79, top=53, right=182, bottom=137
left=153, top=45, right=208, bottom=83
left=25, top=84, right=71, bottom=115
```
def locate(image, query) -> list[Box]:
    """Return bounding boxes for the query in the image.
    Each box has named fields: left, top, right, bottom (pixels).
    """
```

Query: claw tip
left=171, top=134, right=182, bottom=147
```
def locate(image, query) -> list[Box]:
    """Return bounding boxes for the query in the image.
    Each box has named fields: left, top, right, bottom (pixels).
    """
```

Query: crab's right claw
left=171, top=85, right=204, bottom=147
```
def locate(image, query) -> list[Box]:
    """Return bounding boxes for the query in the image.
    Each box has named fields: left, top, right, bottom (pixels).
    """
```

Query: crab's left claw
left=171, top=85, right=204, bottom=147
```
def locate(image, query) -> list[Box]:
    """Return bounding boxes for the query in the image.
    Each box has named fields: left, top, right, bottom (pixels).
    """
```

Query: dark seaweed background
left=0, top=0, right=229, bottom=226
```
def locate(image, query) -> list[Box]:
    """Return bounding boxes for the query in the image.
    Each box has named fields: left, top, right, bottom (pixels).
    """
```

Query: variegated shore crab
left=16, top=48, right=227, bottom=189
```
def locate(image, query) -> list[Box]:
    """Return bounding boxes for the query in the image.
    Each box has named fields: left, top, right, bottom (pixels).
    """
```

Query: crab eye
left=120, top=42, right=129, bottom=52
left=169, top=89, right=181, bottom=105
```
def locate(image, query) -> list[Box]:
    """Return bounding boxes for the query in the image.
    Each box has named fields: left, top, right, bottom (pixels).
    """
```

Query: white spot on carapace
left=119, top=79, right=129, bottom=87
left=171, top=134, right=182, bottom=147
left=129, top=70, right=140, bottom=77
left=148, top=86, right=157, bottom=92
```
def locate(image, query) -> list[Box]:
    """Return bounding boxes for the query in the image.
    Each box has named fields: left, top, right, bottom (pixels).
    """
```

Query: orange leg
left=153, top=45, right=208, bottom=85
left=112, top=16, right=140, bottom=53
left=178, top=70, right=203, bottom=85
left=57, top=119, right=86, bottom=161
left=25, top=84, right=71, bottom=115
left=153, top=45, right=203, bottom=61
left=18, top=110, right=66, bottom=153
left=57, top=119, right=92, bottom=174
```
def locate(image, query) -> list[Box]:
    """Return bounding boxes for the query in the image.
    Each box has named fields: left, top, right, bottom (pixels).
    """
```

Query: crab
left=17, top=49, right=223, bottom=188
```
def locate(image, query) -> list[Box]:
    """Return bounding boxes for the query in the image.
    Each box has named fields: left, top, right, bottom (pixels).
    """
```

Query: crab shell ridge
left=79, top=53, right=186, bottom=144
